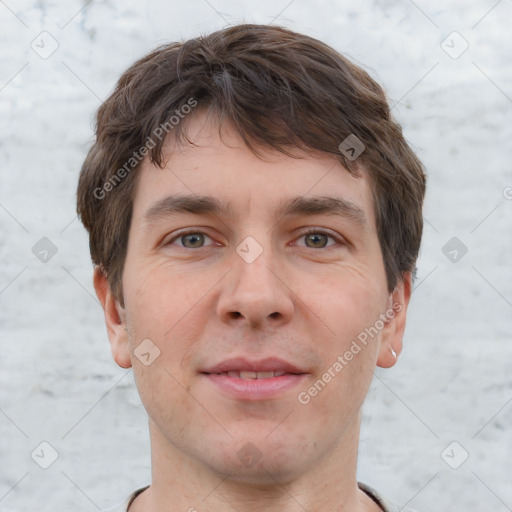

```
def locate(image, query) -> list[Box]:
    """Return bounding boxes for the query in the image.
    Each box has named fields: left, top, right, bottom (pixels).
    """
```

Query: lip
left=202, top=357, right=306, bottom=374
left=201, top=357, right=308, bottom=401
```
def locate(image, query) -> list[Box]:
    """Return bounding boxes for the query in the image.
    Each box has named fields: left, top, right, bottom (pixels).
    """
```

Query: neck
left=130, top=413, right=379, bottom=512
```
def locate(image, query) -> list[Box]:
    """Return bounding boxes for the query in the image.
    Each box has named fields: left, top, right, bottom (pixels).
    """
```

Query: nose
left=216, top=238, right=295, bottom=329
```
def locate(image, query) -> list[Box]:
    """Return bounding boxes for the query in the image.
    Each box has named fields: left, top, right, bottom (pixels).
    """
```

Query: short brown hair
left=77, top=24, right=426, bottom=304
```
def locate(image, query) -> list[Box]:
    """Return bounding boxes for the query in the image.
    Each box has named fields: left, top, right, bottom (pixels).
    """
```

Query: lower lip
left=203, top=373, right=307, bottom=400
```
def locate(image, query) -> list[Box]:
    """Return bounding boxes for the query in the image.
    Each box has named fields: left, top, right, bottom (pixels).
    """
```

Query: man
left=77, top=24, right=425, bottom=512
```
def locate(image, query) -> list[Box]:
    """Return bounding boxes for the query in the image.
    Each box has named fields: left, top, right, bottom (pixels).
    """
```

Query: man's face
left=100, top=110, right=409, bottom=482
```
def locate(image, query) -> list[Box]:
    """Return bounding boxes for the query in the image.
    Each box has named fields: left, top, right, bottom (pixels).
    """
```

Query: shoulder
left=358, top=482, right=422, bottom=512
left=104, top=483, right=421, bottom=512
left=102, top=486, right=150, bottom=512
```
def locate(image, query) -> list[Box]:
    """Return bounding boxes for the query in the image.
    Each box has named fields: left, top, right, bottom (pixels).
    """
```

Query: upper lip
left=202, top=357, right=306, bottom=374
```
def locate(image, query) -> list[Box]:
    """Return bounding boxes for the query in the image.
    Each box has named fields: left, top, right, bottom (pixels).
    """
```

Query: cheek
left=303, top=267, right=386, bottom=341
left=123, top=263, right=208, bottom=387
left=298, top=269, right=385, bottom=402
left=132, top=359, right=199, bottom=442
left=123, top=259, right=200, bottom=336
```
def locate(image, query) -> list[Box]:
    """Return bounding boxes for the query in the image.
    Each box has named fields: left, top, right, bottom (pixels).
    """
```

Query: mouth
left=208, top=370, right=289, bottom=379
left=201, top=357, right=308, bottom=400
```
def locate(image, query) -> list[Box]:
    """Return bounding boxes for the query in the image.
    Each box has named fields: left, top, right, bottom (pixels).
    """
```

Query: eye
left=164, top=228, right=343, bottom=250
left=295, top=229, right=342, bottom=249
left=166, top=230, right=216, bottom=249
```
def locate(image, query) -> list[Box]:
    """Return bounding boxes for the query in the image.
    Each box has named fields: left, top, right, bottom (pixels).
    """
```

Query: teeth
left=239, top=371, right=258, bottom=379
left=223, top=370, right=286, bottom=379
left=254, top=371, right=274, bottom=379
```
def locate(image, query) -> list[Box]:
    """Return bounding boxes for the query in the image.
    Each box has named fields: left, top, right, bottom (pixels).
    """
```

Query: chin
left=213, top=457, right=304, bottom=486
left=204, top=434, right=308, bottom=485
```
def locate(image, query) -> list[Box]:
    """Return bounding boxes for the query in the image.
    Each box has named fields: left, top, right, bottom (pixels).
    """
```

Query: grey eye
left=180, top=233, right=207, bottom=248
left=304, top=232, right=330, bottom=248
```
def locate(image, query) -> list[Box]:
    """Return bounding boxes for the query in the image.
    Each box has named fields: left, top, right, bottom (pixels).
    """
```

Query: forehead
left=132, top=111, right=376, bottom=232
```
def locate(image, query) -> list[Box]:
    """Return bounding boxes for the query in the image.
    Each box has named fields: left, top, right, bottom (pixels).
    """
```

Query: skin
left=94, top=109, right=412, bottom=512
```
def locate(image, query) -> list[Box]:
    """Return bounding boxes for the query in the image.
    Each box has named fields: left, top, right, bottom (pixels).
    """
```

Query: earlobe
left=376, top=272, right=412, bottom=369
left=93, top=267, right=132, bottom=369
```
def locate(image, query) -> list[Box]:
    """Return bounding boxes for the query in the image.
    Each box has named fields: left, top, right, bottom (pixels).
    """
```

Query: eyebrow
left=143, top=194, right=369, bottom=229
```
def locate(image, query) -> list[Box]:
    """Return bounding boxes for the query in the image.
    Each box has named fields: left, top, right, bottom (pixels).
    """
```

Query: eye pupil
left=306, top=233, right=327, bottom=248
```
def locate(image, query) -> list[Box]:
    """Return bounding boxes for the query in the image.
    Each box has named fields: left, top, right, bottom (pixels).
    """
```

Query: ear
left=376, top=272, right=412, bottom=369
left=93, top=267, right=132, bottom=369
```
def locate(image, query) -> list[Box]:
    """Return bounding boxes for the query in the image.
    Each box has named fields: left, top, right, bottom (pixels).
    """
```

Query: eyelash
left=165, top=228, right=344, bottom=250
